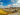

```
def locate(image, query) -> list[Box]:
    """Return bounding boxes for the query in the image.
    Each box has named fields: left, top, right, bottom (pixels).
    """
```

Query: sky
left=0, top=0, right=13, bottom=6
left=0, top=0, right=18, bottom=8
left=0, top=0, right=16, bottom=6
left=16, top=0, right=20, bottom=7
